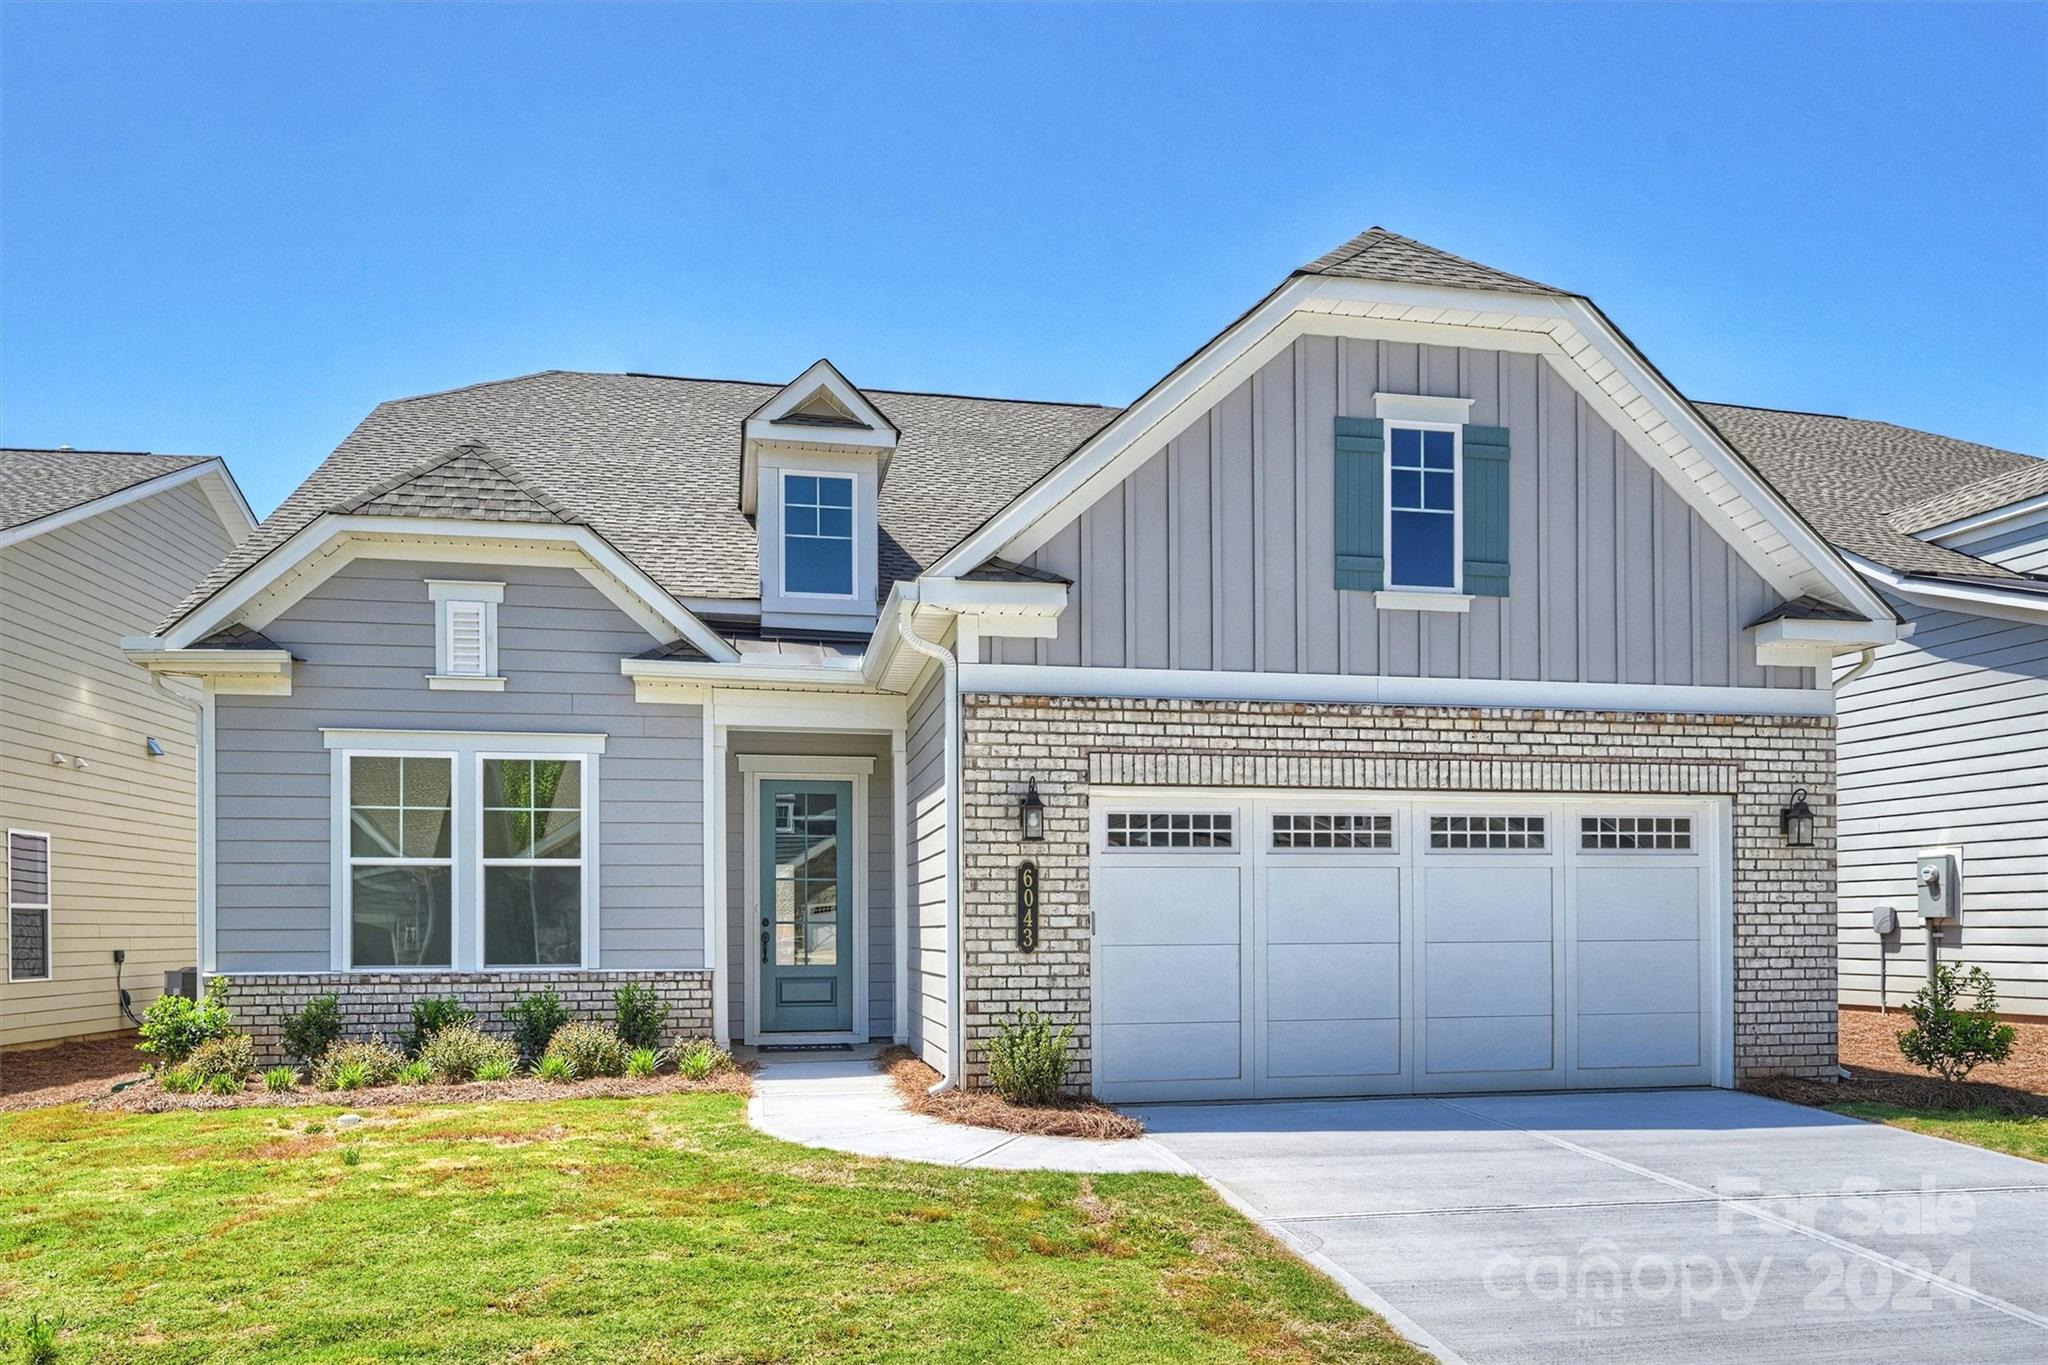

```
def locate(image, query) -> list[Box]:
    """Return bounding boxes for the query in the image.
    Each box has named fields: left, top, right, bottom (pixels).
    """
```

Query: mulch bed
left=1745, top=1007, right=2048, bottom=1118
left=0, top=1035, right=148, bottom=1112
left=877, top=1046, right=1145, bottom=1140
left=92, top=1066, right=753, bottom=1114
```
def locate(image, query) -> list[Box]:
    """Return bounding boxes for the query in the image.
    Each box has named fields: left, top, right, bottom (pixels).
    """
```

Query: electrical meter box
left=1871, top=904, right=1898, bottom=937
left=1916, top=853, right=1961, bottom=921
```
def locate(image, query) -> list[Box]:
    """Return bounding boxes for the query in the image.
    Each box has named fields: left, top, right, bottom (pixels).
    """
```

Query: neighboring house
left=128, top=229, right=1908, bottom=1098
left=1706, top=409, right=2047, bottom=1018
left=1, top=448, right=255, bottom=1048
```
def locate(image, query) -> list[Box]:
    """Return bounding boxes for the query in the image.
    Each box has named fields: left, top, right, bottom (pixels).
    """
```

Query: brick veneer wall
left=214, top=970, right=714, bottom=1066
left=957, top=694, right=1836, bottom=1091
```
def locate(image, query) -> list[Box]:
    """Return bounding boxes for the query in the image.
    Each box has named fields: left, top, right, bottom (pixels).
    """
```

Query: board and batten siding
left=1835, top=593, right=2048, bottom=1016
left=1, top=483, right=241, bottom=1046
left=990, top=337, right=1807, bottom=689
left=211, top=559, right=704, bottom=974
left=905, top=661, right=950, bottom=1074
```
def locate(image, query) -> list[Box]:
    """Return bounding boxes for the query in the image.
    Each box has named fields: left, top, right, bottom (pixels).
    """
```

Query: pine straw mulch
left=877, top=1046, right=1145, bottom=1140
left=90, top=1066, right=753, bottom=1115
left=0, top=1034, right=149, bottom=1112
left=1744, top=1007, right=2048, bottom=1118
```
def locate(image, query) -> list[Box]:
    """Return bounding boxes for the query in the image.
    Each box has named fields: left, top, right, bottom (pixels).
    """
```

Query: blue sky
left=4, top=3, right=2043, bottom=517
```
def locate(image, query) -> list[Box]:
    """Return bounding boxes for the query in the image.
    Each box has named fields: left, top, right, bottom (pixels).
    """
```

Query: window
left=1272, top=813, right=1394, bottom=850
left=347, top=756, right=454, bottom=967
left=7, top=830, right=51, bottom=982
left=482, top=758, right=585, bottom=967
left=1581, top=815, right=1693, bottom=851
left=1387, top=426, right=1457, bottom=590
left=1105, top=811, right=1234, bottom=849
left=782, top=472, right=856, bottom=596
left=1429, top=814, right=1545, bottom=851
left=426, top=580, right=503, bottom=687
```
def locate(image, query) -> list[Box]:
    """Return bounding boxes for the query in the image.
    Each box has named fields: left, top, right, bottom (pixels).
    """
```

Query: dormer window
left=426, top=580, right=505, bottom=690
left=782, top=473, right=856, bottom=597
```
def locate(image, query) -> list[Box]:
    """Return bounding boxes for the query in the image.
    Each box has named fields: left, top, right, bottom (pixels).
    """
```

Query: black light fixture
left=1781, top=788, right=1816, bottom=848
left=1019, top=782, right=1046, bottom=841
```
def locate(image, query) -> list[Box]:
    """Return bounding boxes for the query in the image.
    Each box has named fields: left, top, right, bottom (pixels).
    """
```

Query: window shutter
left=8, top=831, right=51, bottom=980
left=445, top=601, right=488, bottom=676
left=1334, top=417, right=1385, bottom=591
left=1461, top=424, right=1511, bottom=597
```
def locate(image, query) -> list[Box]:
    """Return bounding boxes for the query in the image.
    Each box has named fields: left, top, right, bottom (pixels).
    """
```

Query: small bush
left=403, top=996, right=475, bottom=1057
left=612, top=982, right=670, bottom=1050
left=281, top=993, right=344, bottom=1068
left=1898, top=963, right=2018, bottom=1083
left=987, top=1010, right=1073, bottom=1105
left=396, top=1060, right=432, bottom=1086
left=475, top=1057, right=515, bottom=1082
left=183, top=1033, right=255, bottom=1088
left=158, top=1066, right=201, bottom=1095
left=138, top=979, right=231, bottom=1066
left=206, top=1072, right=242, bottom=1096
left=672, top=1039, right=733, bottom=1082
left=419, top=1022, right=517, bottom=1083
left=534, top=1054, right=573, bottom=1084
left=506, top=989, right=569, bottom=1065
left=12, top=1311, right=58, bottom=1365
left=541, top=1021, right=629, bottom=1079
left=263, top=1067, right=298, bottom=1093
left=312, top=1038, right=405, bottom=1091
left=626, top=1047, right=660, bottom=1079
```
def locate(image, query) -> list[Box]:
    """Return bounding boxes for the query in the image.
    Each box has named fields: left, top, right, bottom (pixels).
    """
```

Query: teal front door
left=759, top=779, right=855, bottom=1034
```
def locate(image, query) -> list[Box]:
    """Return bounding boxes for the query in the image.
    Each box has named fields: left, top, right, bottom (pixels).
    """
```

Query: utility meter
left=1916, top=853, right=1961, bottom=921
left=1871, top=904, right=1898, bottom=937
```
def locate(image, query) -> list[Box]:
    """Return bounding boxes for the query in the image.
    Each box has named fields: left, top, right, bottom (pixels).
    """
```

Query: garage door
left=1090, top=796, right=1725, bottom=1101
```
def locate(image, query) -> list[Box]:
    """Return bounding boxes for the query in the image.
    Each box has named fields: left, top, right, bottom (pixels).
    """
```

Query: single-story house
left=2, top=447, right=255, bottom=1048
left=129, top=228, right=1923, bottom=1098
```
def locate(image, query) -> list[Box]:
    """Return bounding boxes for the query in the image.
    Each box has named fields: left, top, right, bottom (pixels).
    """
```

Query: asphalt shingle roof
left=1, top=447, right=209, bottom=533
left=1298, top=227, right=1568, bottom=296
left=1888, top=460, right=2048, bottom=537
left=337, top=442, right=577, bottom=524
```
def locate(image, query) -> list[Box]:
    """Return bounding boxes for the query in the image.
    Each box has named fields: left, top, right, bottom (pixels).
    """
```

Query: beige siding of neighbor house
left=1, top=483, right=239, bottom=1047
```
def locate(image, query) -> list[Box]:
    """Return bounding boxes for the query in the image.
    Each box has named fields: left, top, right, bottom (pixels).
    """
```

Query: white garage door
left=1091, top=796, right=1726, bottom=1102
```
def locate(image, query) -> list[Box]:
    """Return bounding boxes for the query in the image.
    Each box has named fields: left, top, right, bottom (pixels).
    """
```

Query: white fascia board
left=739, top=359, right=900, bottom=515
left=622, top=656, right=879, bottom=701
left=1842, top=550, right=2048, bottom=626
left=320, top=728, right=607, bottom=753
left=1918, top=491, right=2048, bottom=547
left=1374, top=392, right=1477, bottom=424
left=121, top=643, right=294, bottom=696
left=1750, top=617, right=1899, bottom=649
left=914, top=576, right=1068, bottom=612
left=0, top=459, right=255, bottom=550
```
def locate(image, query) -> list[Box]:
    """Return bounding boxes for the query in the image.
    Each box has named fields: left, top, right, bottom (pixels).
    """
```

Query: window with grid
left=483, top=758, right=585, bottom=967
left=783, top=472, right=856, bottom=596
left=1580, top=815, right=1693, bottom=851
left=1388, top=425, right=1458, bottom=590
left=347, top=756, right=454, bottom=968
left=7, top=831, right=51, bottom=982
left=1428, top=814, right=1546, bottom=851
left=1105, top=811, right=1234, bottom=849
left=1272, top=813, right=1394, bottom=850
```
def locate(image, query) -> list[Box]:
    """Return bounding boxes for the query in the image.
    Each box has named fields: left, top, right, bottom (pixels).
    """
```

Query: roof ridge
left=331, top=441, right=582, bottom=524
left=1298, top=225, right=1568, bottom=295
left=0, top=446, right=210, bottom=461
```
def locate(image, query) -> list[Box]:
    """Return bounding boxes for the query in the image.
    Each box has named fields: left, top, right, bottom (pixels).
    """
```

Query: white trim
left=1750, top=613, right=1899, bottom=668
left=1373, top=591, right=1472, bottom=614
left=122, top=645, right=294, bottom=696
left=0, top=459, right=255, bottom=551
left=1374, top=392, right=1476, bottom=424
left=915, top=577, right=1069, bottom=612
left=1843, top=550, right=2048, bottom=626
left=321, top=728, right=608, bottom=753
left=890, top=727, right=910, bottom=1045
left=474, top=751, right=599, bottom=971
left=703, top=699, right=727, bottom=1045
left=5, top=828, right=54, bottom=983
left=425, top=579, right=505, bottom=604
left=737, top=754, right=875, bottom=776
left=959, top=663, right=1833, bottom=717
left=775, top=468, right=861, bottom=603
left=1915, top=490, right=2048, bottom=546
left=427, top=675, right=507, bottom=692
left=337, top=748, right=460, bottom=972
left=741, top=765, right=870, bottom=1043
left=198, top=691, right=217, bottom=974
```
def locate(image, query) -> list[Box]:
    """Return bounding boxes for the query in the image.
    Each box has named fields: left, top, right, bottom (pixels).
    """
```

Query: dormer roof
left=740, top=359, right=900, bottom=514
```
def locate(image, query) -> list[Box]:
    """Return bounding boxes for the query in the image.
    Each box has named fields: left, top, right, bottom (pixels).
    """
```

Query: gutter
left=892, top=591, right=965, bottom=1094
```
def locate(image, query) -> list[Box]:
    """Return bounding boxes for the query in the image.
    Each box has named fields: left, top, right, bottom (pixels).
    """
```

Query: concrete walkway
left=745, top=1050, right=1187, bottom=1174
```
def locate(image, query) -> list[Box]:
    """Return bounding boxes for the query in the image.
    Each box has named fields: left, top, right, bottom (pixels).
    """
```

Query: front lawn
left=0, top=1094, right=1427, bottom=1364
left=1826, top=1102, right=2048, bottom=1164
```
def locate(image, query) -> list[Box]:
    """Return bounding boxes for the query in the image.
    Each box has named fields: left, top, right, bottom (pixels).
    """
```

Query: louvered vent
left=445, top=601, right=488, bottom=676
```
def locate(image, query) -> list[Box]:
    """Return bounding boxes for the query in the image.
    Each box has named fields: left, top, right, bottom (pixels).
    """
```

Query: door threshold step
left=757, top=1043, right=856, bottom=1053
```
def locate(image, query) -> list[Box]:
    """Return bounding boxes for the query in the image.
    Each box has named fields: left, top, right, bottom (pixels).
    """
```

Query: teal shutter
left=1333, top=417, right=1385, bottom=591
left=1461, top=424, right=1511, bottom=596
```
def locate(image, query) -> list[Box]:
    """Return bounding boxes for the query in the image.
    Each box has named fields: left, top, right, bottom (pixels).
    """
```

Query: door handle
left=760, top=919, right=770, bottom=965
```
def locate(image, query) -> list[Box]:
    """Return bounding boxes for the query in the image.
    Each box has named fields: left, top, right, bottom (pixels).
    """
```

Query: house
left=126, top=229, right=1906, bottom=1098
left=1704, top=408, right=2046, bottom=1019
left=1, top=448, right=255, bottom=1048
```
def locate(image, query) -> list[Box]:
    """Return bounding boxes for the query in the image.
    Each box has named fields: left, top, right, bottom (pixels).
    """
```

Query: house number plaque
left=1016, top=860, right=1040, bottom=951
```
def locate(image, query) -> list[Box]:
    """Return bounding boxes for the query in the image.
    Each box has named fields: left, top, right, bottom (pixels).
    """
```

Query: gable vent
left=445, top=601, right=487, bottom=676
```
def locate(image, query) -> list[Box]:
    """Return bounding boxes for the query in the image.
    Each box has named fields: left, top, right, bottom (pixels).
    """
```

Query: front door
left=759, top=779, right=855, bottom=1034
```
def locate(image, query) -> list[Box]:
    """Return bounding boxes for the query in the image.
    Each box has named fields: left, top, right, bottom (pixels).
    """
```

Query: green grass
left=1830, top=1103, right=2048, bottom=1163
left=0, top=1095, right=1427, bottom=1363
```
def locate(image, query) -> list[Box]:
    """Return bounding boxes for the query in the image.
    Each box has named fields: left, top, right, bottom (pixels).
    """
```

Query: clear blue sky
left=4, top=3, right=2043, bottom=517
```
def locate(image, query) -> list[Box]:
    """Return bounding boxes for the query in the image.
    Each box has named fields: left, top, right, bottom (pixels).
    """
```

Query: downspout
left=1837, top=646, right=1878, bottom=689
left=150, top=673, right=210, bottom=991
left=893, top=594, right=963, bottom=1094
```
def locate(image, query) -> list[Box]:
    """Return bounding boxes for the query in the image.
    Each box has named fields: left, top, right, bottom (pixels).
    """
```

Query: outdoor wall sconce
left=1780, top=788, right=1816, bottom=848
left=1019, top=782, right=1046, bottom=841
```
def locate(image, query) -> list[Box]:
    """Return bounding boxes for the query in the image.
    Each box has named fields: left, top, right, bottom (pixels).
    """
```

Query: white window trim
left=339, top=750, right=459, bottom=972
left=1373, top=392, right=1475, bottom=425
left=476, top=752, right=597, bottom=971
left=777, top=469, right=860, bottom=602
left=426, top=580, right=505, bottom=690
left=6, top=828, right=53, bottom=983
left=1381, top=420, right=1464, bottom=595
left=1372, top=590, right=1473, bottom=614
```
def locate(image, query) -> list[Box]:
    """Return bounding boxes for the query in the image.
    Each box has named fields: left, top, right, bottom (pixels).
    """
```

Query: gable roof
left=1888, top=458, right=2048, bottom=537
left=1297, top=227, right=1568, bottom=296
left=1696, top=404, right=2042, bottom=578
left=1, top=447, right=211, bottom=531
left=335, top=442, right=579, bottom=524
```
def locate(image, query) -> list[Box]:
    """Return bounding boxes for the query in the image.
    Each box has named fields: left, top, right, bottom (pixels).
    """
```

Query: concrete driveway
left=1134, top=1090, right=2048, bottom=1364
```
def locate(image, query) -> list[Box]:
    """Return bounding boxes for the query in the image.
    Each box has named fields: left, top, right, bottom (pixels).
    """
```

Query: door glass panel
left=772, top=791, right=839, bottom=965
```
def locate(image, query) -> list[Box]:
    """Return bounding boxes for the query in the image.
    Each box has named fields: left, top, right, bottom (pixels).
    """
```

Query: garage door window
left=1271, top=813, right=1393, bottom=850
left=1580, top=815, right=1692, bottom=851
left=1428, top=814, right=1545, bottom=850
left=1105, top=811, right=1233, bottom=849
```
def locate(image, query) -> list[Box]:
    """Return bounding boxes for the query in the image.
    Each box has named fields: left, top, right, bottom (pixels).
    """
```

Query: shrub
left=506, top=989, right=569, bottom=1065
left=987, top=1010, right=1073, bottom=1105
left=1898, top=964, right=2018, bottom=1083
left=138, top=979, right=231, bottom=1066
left=206, top=1072, right=242, bottom=1096
left=342, top=1147, right=362, bottom=1167
left=158, top=1066, right=201, bottom=1095
left=263, top=1067, right=298, bottom=1093
left=396, top=1060, right=432, bottom=1086
left=281, top=994, right=344, bottom=1068
left=534, top=1054, right=573, bottom=1084
left=403, top=996, right=475, bottom=1057
left=419, top=1022, right=517, bottom=1083
left=312, top=1037, right=405, bottom=1091
left=475, top=1057, right=515, bottom=1082
left=12, top=1311, right=57, bottom=1365
left=612, top=982, right=670, bottom=1050
left=626, top=1047, right=660, bottom=1079
left=182, top=1033, right=255, bottom=1088
left=541, top=1021, right=629, bottom=1079
left=672, top=1039, right=733, bottom=1082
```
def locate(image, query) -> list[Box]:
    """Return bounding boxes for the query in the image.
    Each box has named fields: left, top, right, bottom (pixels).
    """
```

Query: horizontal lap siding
left=1835, top=598, right=2048, bottom=1014
left=905, top=664, right=950, bottom=1073
left=213, top=560, right=702, bottom=974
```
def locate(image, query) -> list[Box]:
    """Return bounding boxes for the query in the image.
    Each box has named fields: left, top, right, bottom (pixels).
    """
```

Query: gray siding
left=1952, top=521, right=2048, bottom=575
left=993, top=338, right=1805, bottom=689
left=905, top=661, right=950, bottom=1074
left=213, top=559, right=703, bottom=973
left=722, top=731, right=895, bottom=1040
left=1836, top=593, right=2048, bottom=1016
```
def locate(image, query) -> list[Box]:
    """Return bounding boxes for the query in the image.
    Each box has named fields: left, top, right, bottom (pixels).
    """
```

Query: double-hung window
left=782, top=472, right=855, bottom=597
left=1387, top=425, right=1459, bottom=591
left=482, top=757, right=585, bottom=967
left=7, top=830, right=52, bottom=982
left=346, top=756, right=455, bottom=968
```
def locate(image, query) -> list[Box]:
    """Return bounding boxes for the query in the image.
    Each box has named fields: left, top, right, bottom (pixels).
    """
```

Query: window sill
left=426, top=674, right=507, bottom=692
left=1373, top=591, right=1473, bottom=614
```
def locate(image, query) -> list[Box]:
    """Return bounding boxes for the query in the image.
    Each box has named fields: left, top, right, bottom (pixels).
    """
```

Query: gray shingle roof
left=1, top=447, right=210, bottom=532
left=1695, top=404, right=2042, bottom=578
left=1748, top=596, right=1869, bottom=626
left=1888, top=460, right=2048, bottom=536
left=337, top=442, right=577, bottom=524
left=962, top=557, right=1071, bottom=585
left=1298, top=227, right=1568, bottom=296
left=165, top=372, right=1120, bottom=629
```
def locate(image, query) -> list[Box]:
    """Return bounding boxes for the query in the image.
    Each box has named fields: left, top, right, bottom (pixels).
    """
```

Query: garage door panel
left=1100, top=1022, right=1242, bottom=1084
left=1426, top=1015, right=1553, bottom=1074
left=1266, top=1018, right=1402, bottom=1079
left=1268, top=942, right=1399, bottom=1021
left=1424, top=868, right=1552, bottom=941
left=1267, top=868, right=1400, bottom=943
left=1579, top=1011, right=1701, bottom=1070
left=1100, top=944, right=1239, bottom=1025
left=1095, top=865, right=1242, bottom=945
left=1576, top=867, right=1700, bottom=941
left=1577, top=940, right=1701, bottom=1015
left=1426, top=941, right=1552, bottom=1018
